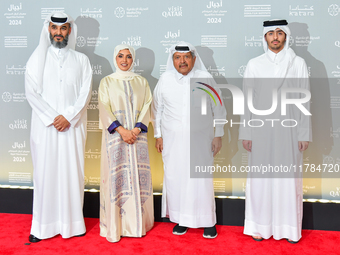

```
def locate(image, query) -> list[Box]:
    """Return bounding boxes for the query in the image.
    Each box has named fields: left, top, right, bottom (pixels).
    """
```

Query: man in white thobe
left=152, top=42, right=226, bottom=238
left=239, top=20, right=312, bottom=243
left=25, top=12, right=92, bottom=242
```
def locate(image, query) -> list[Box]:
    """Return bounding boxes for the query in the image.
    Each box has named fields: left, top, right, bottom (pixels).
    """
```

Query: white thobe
left=25, top=46, right=92, bottom=239
left=152, top=69, right=226, bottom=228
left=239, top=49, right=312, bottom=241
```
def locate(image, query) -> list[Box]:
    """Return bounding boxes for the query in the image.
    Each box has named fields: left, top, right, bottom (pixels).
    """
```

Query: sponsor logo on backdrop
left=161, top=30, right=181, bottom=54
left=76, top=36, right=86, bottom=47
left=92, top=64, right=102, bottom=75
left=330, top=187, right=340, bottom=197
left=76, top=36, right=108, bottom=47
left=80, top=8, right=103, bottom=18
left=335, top=41, right=340, bottom=47
left=87, top=90, right=99, bottom=110
left=159, top=65, right=167, bottom=76
left=88, top=176, right=100, bottom=186
left=4, top=36, right=27, bottom=48
left=302, top=185, right=316, bottom=194
left=202, top=0, right=227, bottom=23
left=9, top=172, right=31, bottom=184
left=244, top=5, right=271, bottom=17
left=323, top=156, right=335, bottom=164
left=114, top=7, right=125, bottom=18
left=238, top=65, right=246, bottom=77
left=331, top=65, right=340, bottom=77
left=328, top=4, right=339, bottom=16
left=114, top=6, right=149, bottom=18
left=41, top=7, right=64, bottom=20
left=87, top=121, right=100, bottom=132
left=85, top=148, right=101, bottom=159
left=6, top=65, right=26, bottom=75
left=207, top=66, right=225, bottom=77
left=165, top=30, right=180, bottom=39
left=330, top=96, right=340, bottom=108
left=4, top=3, right=26, bottom=25
left=201, top=35, right=227, bottom=48
left=245, top=36, right=262, bottom=47
left=122, top=36, right=141, bottom=46
left=289, top=5, right=314, bottom=16
left=8, top=140, right=30, bottom=164
left=213, top=181, right=226, bottom=192
left=87, top=90, right=98, bottom=111
left=291, top=36, right=320, bottom=47
left=2, top=92, right=26, bottom=103
left=162, top=6, right=182, bottom=18
left=9, top=119, right=27, bottom=130
left=133, top=59, right=144, bottom=75
left=2, top=92, right=12, bottom=102
left=331, top=127, right=340, bottom=138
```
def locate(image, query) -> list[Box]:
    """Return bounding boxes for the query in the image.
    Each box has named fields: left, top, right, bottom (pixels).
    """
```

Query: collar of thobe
left=50, top=45, right=69, bottom=57
left=266, top=49, right=286, bottom=64
left=175, top=68, right=195, bottom=81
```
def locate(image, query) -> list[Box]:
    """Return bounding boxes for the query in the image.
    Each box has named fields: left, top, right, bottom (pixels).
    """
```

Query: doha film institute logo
left=328, top=4, right=339, bottom=16
left=114, top=7, right=125, bottom=18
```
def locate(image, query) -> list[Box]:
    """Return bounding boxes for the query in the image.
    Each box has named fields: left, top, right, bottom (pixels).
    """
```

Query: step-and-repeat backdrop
left=1, top=0, right=339, bottom=200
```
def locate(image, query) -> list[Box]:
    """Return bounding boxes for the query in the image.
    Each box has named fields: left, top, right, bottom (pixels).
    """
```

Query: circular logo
left=323, top=156, right=334, bottom=164
left=328, top=4, right=339, bottom=16
left=289, top=36, right=294, bottom=47
left=238, top=65, right=246, bottom=77
left=2, top=92, right=12, bottom=102
left=114, top=7, right=125, bottom=18
left=76, top=36, right=86, bottom=47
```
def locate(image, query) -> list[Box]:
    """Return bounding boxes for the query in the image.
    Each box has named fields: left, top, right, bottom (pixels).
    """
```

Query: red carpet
left=0, top=213, right=339, bottom=255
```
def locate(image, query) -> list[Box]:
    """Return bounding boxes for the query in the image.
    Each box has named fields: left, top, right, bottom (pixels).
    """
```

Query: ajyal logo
left=195, top=82, right=222, bottom=115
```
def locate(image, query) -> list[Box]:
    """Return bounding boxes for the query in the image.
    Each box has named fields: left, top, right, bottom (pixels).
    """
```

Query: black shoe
left=252, top=236, right=263, bottom=242
left=286, top=238, right=299, bottom=244
left=75, top=233, right=86, bottom=237
left=203, top=226, right=218, bottom=239
left=29, top=234, right=41, bottom=243
left=172, top=224, right=188, bottom=235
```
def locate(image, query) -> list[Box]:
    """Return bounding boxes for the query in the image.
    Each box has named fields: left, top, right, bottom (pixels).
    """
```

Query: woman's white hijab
left=110, top=44, right=139, bottom=80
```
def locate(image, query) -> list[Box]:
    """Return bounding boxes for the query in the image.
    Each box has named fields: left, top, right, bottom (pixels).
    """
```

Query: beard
left=49, top=33, right=69, bottom=49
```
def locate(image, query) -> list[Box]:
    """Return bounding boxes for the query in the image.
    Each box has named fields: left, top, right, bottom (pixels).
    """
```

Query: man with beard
left=25, top=12, right=92, bottom=242
left=239, top=19, right=311, bottom=243
left=152, top=42, right=226, bottom=238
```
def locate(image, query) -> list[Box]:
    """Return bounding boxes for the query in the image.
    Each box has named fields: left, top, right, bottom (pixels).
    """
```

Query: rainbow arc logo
left=195, top=82, right=223, bottom=106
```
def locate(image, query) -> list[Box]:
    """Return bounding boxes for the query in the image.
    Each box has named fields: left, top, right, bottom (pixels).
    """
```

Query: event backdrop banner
left=1, top=0, right=339, bottom=199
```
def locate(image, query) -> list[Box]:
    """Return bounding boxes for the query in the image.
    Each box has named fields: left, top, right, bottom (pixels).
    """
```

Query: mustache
left=54, top=34, right=64, bottom=39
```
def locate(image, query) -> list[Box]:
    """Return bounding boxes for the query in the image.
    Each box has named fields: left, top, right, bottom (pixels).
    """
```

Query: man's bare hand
left=212, top=137, right=222, bottom=157
left=118, top=127, right=137, bottom=144
left=242, top=140, right=252, bottom=152
left=53, top=115, right=70, bottom=132
left=155, top=138, right=163, bottom=153
left=298, top=141, right=309, bottom=151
